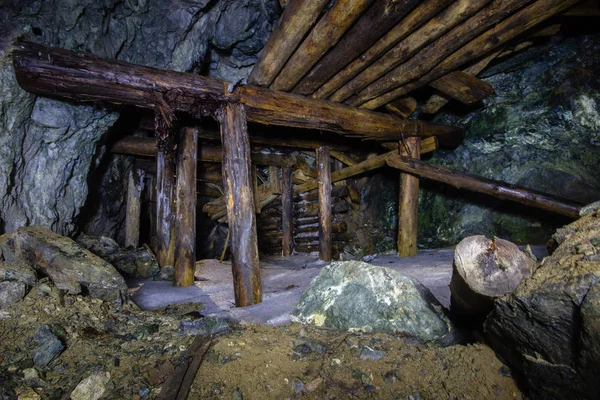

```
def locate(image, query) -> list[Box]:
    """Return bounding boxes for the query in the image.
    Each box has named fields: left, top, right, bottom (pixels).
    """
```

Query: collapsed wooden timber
left=386, top=154, right=582, bottom=218
left=12, top=42, right=461, bottom=142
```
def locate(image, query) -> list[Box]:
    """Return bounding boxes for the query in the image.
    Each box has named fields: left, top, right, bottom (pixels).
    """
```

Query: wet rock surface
left=1, top=226, right=128, bottom=305
left=419, top=34, right=600, bottom=247
left=292, top=261, right=458, bottom=345
left=485, top=211, right=600, bottom=399
left=0, top=280, right=26, bottom=308
left=0, top=0, right=280, bottom=238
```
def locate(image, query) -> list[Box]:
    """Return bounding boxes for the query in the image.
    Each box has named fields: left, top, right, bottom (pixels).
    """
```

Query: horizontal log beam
left=111, top=136, right=297, bottom=167
left=428, top=70, right=495, bottom=104
left=12, top=42, right=461, bottom=142
left=386, top=154, right=582, bottom=218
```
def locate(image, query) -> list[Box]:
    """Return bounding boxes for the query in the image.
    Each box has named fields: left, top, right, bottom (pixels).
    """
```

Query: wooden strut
left=112, top=136, right=297, bottom=168
left=386, top=154, right=582, bottom=219
left=317, top=146, right=333, bottom=261
left=281, top=166, right=294, bottom=256
left=154, top=146, right=176, bottom=267
left=218, top=103, right=262, bottom=307
left=397, top=138, right=421, bottom=257
left=174, top=128, right=197, bottom=286
left=125, top=167, right=144, bottom=248
left=12, top=41, right=462, bottom=143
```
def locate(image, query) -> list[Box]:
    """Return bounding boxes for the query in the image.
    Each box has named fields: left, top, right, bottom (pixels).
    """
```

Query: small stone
left=580, top=200, right=600, bottom=217
left=179, top=317, right=229, bottom=336
left=293, top=379, right=306, bottom=394
left=231, top=388, right=243, bottom=400
left=23, top=367, right=39, bottom=382
left=154, top=266, right=174, bottom=281
left=384, top=370, right=401, bottom=384
left=32, top=325, right=64, bottom=366
left=0, top=281, right=26, bottom=308
left=139, top=387, right=150, bottom=398
left=364, top=385, right=376, bottom=393
left=70, top=372, right=110, bottom=400
left=359, top=346, right=386, bottom=361
left=305, top=377, right=322, bottom=392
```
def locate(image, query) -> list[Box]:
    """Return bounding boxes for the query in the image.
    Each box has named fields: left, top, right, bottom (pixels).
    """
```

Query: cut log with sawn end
left=450, top=235, right=536, bottom=316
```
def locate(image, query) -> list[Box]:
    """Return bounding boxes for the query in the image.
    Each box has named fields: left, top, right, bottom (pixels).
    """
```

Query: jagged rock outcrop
left=419, top=34, right=600, bottom=247
left=485, top=210, right=600, bottom=399
left=0, top=226, right=128, bottom=305
left=0, top=0, right=280, bottom=238
left=292, top=261, right=459, bottom=345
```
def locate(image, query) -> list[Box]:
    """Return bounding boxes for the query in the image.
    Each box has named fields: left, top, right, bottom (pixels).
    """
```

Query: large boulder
left=292, top=261, right=458, bottom=345
left=485, top=210, right=600, bottom=399
left=0, top=226, right=128, bottom=305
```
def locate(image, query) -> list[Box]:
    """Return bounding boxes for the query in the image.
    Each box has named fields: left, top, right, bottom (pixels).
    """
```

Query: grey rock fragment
left=580, top=200, right=600, bottom=217
left=32, top=324, right=64, bottom=366
left=0, top=261, right=37, bottom=286
left=179, top=316, right=229, bottom=336
left=154, top=266, right=174, bottom=281
left=70, top=372, right=110, bottom=400
left=0, top=281, right=26, bottom=308
left=359, top=346, right=386, bottom=361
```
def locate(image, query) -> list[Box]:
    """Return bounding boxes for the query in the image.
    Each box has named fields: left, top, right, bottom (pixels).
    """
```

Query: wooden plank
left=218, top=103, right=262, bottom=307
left=269, top=166, right=281, bottom=194
left=385, top=97, right=418, bottom=118
left=13, top=42, right=461, bottom=142
left=360, top=0, right=580, bottom=110
left=174, top=128, right=197, bottom=286
left=317, top=146, right=332, bottom=261
left=125, top=168, right=144, bottom=248
left=429, top=71, right=495, bottom=104
left=247, top=0, right=330, bottom=87
left=271, top=0, right=374, bottom=91
left=398, top=138, right=421, bottom=257
left=386, top=153, right=582, bottom=218
left=330, top=151, right=358, bottom=167
left=293, top=0, right=421, bottom=95
left=111, top=136, right=297, bottom=167
left=252, top=166, right=261, bottom=214
left=154, top=148, right=176, bottom=267
left=312, top=0, right=453, bottom=100
left=332, top=0, right=492, bottom=103
left=281, top=167, right=293, bottom=257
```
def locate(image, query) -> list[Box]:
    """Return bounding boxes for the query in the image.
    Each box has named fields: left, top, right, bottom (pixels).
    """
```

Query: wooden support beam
left=111, top=136, right=296, bottom=167
left=429, top=71, right=495, bottom=104
left=218, top=103, right=262, bottom=307
left=154, top=148, right=176, bottom=267
left=125, top=167, right=144, bottom=248
left=281, top=167, right=293, bottom=257
left=293, top=0, right=421, bottom=95
left=398, top=138, right=421, bottom=257
left=385, top=97, right=418, bottom=119
left=271, top=0, right=374, bottom=91
left=330, top=151, right=358, bottom=167
left=360, top=0, right=580, bottom=109
left=317, top=146, right=332, bottom=261
left=13, top=42, right=461, bottom=142
left=252, top=166, right=261, bottom=214
left=386, top=154, right=582, bottom=218
left=312, top=0, right=452, bottom=100
left=332, top=0, right=492, bottom=103
left=174, top=128, right=197, bottom=286
left=269, top=166, right=281, bottom=194
left=247, top=0, right=330, bottom=87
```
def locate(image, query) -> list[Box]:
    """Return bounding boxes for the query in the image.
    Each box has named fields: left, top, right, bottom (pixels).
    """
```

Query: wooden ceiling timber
left=348, top=0, right=536, bottom=107
left=385, top=97, right=418, bottom=118
left=359, top=0, right=580, bottom=110
left=12, top=42, right=461, bottom=143
left=292, top=0, right=422, bottom=96
left=270, top=0, right=375, bottom=92
left=331, top=0, right=493, bottom=103
left=247, top=0, right=330, bottom=87
left=560, top=0, right=600, bottom=16
left=311, top=0, right=453, bottom=100
left=422, top=49, right=502, bottom=114
left=429, top=71, right=495, bottom=104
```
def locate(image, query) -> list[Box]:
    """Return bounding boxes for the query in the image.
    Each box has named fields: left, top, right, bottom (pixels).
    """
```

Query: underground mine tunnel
left=1, top=0, right=600, bottom=399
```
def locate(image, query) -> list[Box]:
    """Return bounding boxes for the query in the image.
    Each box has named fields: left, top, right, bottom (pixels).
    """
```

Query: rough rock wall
left=419, top=34, right=600, bottom=247
left=0, top=0, right=279, bottom=236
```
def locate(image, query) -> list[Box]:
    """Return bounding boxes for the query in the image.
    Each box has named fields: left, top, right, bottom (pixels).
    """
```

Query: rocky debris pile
left=0, top=226, right=128, bottom=306
left=0, top=278, right=217, bottom=399
left=189, top=324, right=523, bottom=400
left=76, top=233, right=168, bottom=281
left=485, top=209, right=600, bottom=399
left=292, top=261, right=460, bottom=345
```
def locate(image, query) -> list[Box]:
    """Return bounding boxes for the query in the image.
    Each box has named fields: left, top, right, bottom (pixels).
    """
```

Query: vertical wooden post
left=125, top=167, right=144, bottom=248
left=317, top=146, right=332, bottom=261
left=174, top=127, right=197, bottom=286
left=269, top=166, right=282, bottom=194
left=219, top=103, right=262, bottom=307
left=155, top=148, right=176, bottom=267
left=281, top=166, right=293, bottom=257
left=398, top=137, right=421, bottom=257
left=251, top=165, right=261, bottom=214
